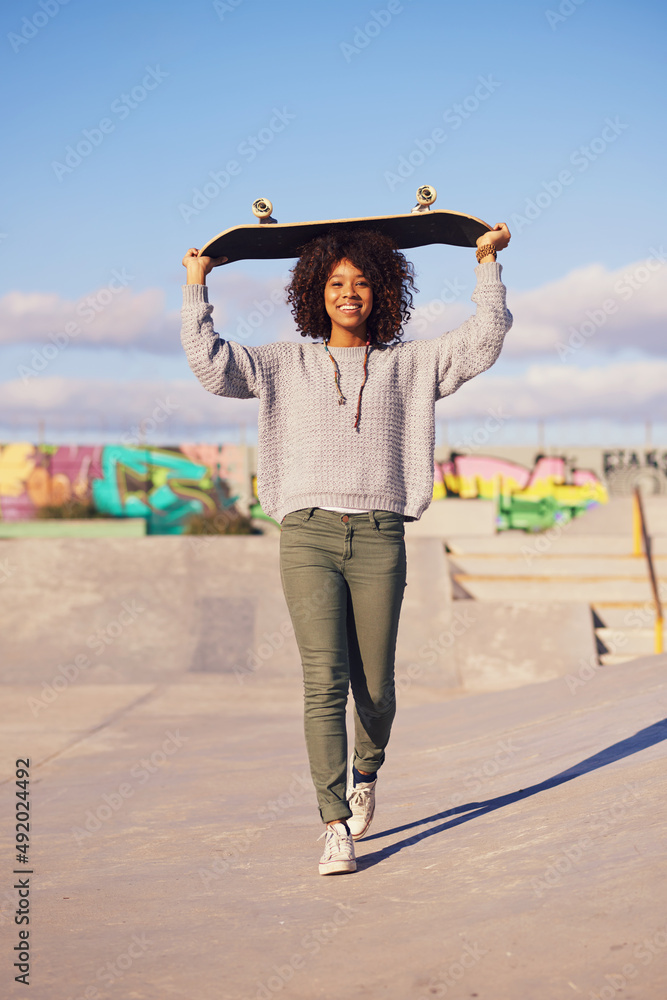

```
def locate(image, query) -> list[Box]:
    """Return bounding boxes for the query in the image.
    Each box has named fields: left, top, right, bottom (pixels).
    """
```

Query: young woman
left=181, top=221, right=512, bottom=875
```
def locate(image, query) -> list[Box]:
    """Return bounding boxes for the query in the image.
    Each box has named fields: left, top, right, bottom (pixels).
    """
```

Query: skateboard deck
left=200, top=186, right=491, bottom=265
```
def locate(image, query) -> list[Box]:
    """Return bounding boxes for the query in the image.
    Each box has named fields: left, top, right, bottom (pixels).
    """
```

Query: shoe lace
left=349, top=785, right=372, bottom=810
left=317, top=823, right=350, bottom=850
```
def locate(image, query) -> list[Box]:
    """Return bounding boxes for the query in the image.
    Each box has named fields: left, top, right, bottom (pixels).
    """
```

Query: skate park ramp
left=0, top=534, right=596, bottom=692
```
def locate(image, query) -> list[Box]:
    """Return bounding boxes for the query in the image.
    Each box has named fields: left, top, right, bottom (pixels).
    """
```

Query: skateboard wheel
left=415, top=185, right=437, bottom=207
left=252, top=198, right=273, bottom=219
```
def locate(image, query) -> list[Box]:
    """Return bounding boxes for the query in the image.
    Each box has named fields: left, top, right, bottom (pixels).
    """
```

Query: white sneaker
left=318, top=821, right=356, bottom=875
left=347, top=756, right=377, bottom=841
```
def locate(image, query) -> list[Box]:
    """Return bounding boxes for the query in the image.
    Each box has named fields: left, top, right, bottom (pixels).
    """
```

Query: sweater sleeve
left=434, top=261, right=512, bottom=401
left=180, top=284, right=260, bottom=399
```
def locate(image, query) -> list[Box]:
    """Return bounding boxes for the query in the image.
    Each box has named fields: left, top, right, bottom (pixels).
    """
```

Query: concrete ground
left=1, top=652, right=666, bottom=999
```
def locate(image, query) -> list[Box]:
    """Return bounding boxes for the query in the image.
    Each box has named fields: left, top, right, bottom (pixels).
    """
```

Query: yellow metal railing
left=633, top=488, right=664, bottom=654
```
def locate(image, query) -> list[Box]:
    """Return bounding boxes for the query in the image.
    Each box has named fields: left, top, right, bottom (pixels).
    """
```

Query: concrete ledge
left=565, top=496, right=667, bottom=535
left=448, top=554, right=667, bottom=577
left=0, top=537, right=453, bottom=688
left=406, top=499, right=497, bottom=537
left=0, top=518, right=146, bottom=537
left=447, top=533, right=667, bottom=555
left=448, top=599, right=597, bottom=692
left=456, top=577, right=662, bottom=602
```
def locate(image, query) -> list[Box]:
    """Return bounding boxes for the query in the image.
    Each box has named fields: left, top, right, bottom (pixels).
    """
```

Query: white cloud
left=1, top=356, right=666, bottom=436
left=437, top=358, right=667, bottom=420
left=0, top=376, right=258, bottom=434
left=0, top=287, right=182, bottom=353
left=0, top=271, right=302, bottom=353
left=407, top=251, right=667, bottom=358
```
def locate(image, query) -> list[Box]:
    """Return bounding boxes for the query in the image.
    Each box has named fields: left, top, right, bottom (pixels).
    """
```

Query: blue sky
left=1, top=0, right=666, bottom=443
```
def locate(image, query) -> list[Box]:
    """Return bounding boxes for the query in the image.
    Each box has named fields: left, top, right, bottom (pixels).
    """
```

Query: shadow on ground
left=357, top=718, right=667, bottom=870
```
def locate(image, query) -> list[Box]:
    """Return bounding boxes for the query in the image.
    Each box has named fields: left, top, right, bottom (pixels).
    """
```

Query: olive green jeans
left=279, top=507, right=407, bottom=824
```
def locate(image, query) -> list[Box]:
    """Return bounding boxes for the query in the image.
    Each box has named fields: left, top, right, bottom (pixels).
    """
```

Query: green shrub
left=35, top=498, right=105, bottom=519
left=184, top=507, right=256, bottom=535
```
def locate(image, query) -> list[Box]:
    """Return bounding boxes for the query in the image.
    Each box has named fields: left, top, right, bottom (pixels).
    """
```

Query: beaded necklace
left=323, top=334, right=371, bottom=430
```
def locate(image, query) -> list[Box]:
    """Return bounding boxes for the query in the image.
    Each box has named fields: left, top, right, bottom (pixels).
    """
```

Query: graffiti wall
left=433, top=452, right=607, bottom=531
left=603, top=448, right=667, bottom=496
left=0, top=443, right=247, bottom=534
left=1, top=443, right=609, bottom=534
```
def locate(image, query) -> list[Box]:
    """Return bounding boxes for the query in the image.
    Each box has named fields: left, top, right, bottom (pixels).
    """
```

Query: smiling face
left=323, top=258, right=373, bottom=344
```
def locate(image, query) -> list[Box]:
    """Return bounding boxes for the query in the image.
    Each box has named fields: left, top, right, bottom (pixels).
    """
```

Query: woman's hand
left=182, top=247, right=228, bottom=285
left=476, top=223, right=511, bottom=253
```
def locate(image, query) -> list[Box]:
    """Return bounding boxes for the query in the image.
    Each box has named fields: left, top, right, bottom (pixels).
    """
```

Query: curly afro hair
left=285, top=229, right=417, bottom=344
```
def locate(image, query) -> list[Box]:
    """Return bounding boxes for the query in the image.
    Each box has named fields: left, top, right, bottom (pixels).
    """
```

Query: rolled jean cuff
left=321, top=803, right=353, bottom=824
left=352, top=749, right=384, bottom=776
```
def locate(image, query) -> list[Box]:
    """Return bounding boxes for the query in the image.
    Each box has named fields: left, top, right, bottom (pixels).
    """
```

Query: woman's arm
left=183, top=247, right=227, bottom=285
left=180, top=248, right=260, bottom=399
left=475, top=222, right=511, bottom=261
left=434, top=223, right=512, bottom=400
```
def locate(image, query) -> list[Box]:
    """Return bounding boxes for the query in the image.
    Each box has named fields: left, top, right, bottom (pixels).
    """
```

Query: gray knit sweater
left=180, top=261, right=512, bottom=523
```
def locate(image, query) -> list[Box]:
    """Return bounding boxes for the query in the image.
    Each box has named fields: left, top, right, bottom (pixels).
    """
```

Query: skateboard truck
left=252, top=197, right=278, bottom=225
left=253, top=188, right=437, bottom=224
left=411, top=185, right=437, bottom=214
left=200, top=187, right=489, bottom=263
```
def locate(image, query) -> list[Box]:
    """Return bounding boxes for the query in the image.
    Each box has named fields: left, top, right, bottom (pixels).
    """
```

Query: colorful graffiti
left=433, top=453, right=607, bottom=531
left=0, top=443, right=246, bottom=534
left=0, top=444, right=608, bottom=535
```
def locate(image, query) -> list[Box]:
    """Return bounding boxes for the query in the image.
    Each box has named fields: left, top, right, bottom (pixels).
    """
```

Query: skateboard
left=199, top=186, right=491, bottom=264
